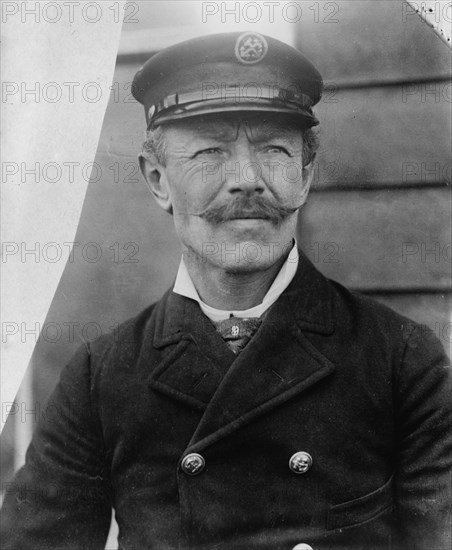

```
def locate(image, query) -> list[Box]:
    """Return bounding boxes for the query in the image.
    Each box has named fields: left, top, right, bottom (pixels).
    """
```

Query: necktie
left=214, top=315, right=262, bottom=355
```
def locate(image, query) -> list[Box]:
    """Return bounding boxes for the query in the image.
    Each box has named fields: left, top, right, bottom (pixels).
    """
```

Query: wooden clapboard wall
left=1, top=0, right=450, bottom=497
left=296, top=0, right=451, bottom=343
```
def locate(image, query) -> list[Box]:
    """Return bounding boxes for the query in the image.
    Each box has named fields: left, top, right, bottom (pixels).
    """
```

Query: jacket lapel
left=146, top=289, right=237, bottom=410
left=145, top=251, right=336, bottom=447
left=186, top=251, right=337, bottom=451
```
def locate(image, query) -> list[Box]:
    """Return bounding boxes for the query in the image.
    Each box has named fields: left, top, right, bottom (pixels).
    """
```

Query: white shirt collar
left=173, top=242, right=299, bottom=322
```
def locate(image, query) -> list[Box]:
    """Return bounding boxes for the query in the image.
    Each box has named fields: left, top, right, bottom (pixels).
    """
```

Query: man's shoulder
left=325, top=276, right=445, bottom=356
left=331, top=278, right=414, bottom=327
left=293, top=252, right=424, bottom=344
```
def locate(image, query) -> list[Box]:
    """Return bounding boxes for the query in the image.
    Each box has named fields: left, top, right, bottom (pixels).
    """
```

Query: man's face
left=141, top=113, right=313, bottom=273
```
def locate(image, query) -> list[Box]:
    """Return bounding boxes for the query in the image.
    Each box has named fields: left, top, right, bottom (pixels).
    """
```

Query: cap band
left=147, top=85, right=315, bottom=129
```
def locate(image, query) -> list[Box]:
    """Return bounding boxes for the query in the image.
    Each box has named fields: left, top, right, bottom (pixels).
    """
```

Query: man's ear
left=138, top=153, right=173, bottom=213
left=300, top=155, right=315, bottom=205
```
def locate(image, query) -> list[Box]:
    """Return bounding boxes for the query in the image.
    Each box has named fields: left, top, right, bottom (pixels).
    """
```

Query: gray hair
left=300, top=126, right=319, bottom=167
left=142, top=126, right=168, bottom=165
left=142, top=123, right=319, bottom=167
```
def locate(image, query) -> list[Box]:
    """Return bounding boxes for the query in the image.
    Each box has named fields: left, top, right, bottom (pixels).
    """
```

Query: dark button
left=181, top=453, right=205, bottom=475
left=289, top=451, right=313, bottom=474
left=292, top=544, right=314, bottom=550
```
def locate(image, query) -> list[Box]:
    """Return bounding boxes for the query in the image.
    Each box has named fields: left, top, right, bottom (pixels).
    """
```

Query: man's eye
left=194, top=147, right=221, bottom=157
left=265, top=145, right=291, bottom=156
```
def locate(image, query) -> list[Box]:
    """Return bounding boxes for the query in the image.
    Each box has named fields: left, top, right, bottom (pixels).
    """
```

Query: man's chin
left=221, top=259, right=275, bottom=275
left=212, top=218, right=282, bottom=244
left=199, top=239, right=292, bottom=273
left=225, top=216, right=286, bottom=232
left=223, top=217, right=276, bottom=227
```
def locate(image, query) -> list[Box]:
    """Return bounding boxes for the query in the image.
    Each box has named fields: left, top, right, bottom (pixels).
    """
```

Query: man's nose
left=224, top=143, right=265, bottom=194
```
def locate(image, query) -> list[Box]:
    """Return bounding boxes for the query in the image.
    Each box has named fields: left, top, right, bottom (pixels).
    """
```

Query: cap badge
left=235, top=32, right=268, bottom=65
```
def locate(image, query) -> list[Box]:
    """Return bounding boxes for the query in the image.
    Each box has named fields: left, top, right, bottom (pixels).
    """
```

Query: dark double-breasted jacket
left=1, top=252, right=451, bottom=549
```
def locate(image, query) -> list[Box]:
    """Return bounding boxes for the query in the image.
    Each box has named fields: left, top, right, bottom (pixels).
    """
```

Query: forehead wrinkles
left=165, top=116, right=302, bottom=150
left=243, top=119, right=301, bottom=143
left=168, top=119, right=239, bottom=142
left=215, top=119, right=302, bottom=146
left=205, top=119, right=300, bottom=142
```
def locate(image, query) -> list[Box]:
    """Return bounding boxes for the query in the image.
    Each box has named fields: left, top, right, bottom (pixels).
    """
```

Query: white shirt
left=173, top=242, right=299, bottom=322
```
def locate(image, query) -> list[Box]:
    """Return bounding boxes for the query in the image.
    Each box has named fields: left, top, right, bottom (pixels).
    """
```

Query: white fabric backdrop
left=1, top=0, right=126, bottom=433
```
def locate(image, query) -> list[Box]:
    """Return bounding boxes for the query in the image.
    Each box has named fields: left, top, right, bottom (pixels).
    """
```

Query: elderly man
left=1, top=32, right=450, bottom=550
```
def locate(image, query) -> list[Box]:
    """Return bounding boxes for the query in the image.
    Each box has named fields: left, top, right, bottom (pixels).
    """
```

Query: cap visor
left=149, top=99, right=318, bottom=128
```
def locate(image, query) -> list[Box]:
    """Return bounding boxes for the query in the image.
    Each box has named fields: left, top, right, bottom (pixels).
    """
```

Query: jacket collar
left=152, top=249, right=335, bottom=348
left=144, top=250, right=336, bottom=449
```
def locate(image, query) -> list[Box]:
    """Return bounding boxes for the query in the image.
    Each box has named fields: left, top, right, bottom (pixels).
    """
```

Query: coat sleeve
left=0, top=344, right=112, bottom=550
left=394, top=323, right=451, bottom=550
